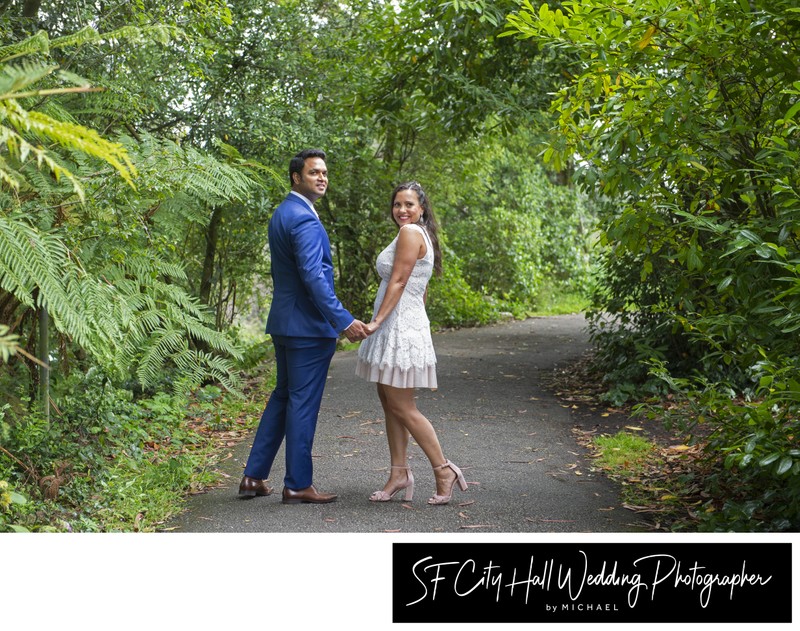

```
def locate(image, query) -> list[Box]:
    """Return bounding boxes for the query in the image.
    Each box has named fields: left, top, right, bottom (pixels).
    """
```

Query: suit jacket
left=265, top=193, right=354, bottom=338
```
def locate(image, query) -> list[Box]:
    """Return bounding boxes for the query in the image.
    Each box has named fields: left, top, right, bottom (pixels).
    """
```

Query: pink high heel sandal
left=369, top=465, right=415, bottom=502
left=428, top=460, right=468, bottom=505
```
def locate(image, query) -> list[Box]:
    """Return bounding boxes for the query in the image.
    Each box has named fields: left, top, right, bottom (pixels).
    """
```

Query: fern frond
left=182, top=146, right=254, bottom=205
left=48, top=25, right=100, bottom=50
left=2, top=100, right=136, bottom=187
left=0, top=60, right=58, bottom=96
left=136, top=327, right=188, bottom=386
left=56, top=69, right=92, bottom=89
left=0, top=152, right=25, bottom=192
left=0, top=215, right=120, bottom=356
left=0, top=30, right=50, bottom=63
left=212, top=139, right=284, bottom=187
left=49, top=24, right=185, bottom=51
left=0, top=120, right=85, bottom=198
left=0, top=324, right=20, bottom=363
left=96, top=251, right=243, bottom=391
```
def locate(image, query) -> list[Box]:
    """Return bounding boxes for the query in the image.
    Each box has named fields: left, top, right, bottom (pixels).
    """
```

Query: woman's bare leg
left=379, top=384, right=456, bottom=496
left=375, top=383, right=412, bottom=492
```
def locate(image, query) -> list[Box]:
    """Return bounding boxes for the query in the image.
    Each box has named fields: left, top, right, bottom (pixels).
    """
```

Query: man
left=239, top=148, right=368, bottom=504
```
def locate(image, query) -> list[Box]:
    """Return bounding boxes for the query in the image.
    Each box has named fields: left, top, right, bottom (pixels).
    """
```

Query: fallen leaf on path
left=457, top=500, right=475, bottom=507
left=460, top=524, right=497, bottom=529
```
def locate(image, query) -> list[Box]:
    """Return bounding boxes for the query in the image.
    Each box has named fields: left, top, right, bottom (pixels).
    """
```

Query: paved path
left=167, top=314, right=639, bottom=533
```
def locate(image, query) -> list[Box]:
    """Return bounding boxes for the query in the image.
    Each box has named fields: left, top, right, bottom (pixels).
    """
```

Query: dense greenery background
left=0, top=0, right=797, bottom=532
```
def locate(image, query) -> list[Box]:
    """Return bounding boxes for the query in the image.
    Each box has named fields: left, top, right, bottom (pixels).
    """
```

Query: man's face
left=292, top=157, right=328, bottom=202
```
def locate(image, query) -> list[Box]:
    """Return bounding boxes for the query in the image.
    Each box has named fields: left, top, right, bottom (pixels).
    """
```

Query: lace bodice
left=375, top=224, right=433, bottom=305
left=355, top=224, right=437, bottom=389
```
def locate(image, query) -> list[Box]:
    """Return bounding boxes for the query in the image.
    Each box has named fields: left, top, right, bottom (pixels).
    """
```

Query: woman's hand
left=365, top=321, right=381, bottom=336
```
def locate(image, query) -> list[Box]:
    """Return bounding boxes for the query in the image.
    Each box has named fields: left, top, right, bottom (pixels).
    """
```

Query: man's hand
left=344, top=319, right=369, bottom=342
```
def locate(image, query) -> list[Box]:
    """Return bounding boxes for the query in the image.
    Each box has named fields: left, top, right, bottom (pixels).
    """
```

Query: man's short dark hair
left=289, top=148, right=326, bottom=186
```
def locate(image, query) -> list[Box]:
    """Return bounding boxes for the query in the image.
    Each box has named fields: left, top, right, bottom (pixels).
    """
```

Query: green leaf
left=783, top=101, right=800, bottom=121
left=776, top=456, right=793, bottom=476
left=759, top=453, right=779, bottom=467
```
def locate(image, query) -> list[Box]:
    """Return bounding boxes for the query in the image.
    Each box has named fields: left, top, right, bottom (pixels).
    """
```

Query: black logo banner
left=393, top=542, right=791, bottom=623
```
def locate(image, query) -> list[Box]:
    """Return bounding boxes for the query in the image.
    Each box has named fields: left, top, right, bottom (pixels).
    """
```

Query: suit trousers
left=243, top=335, right=337, bottom=490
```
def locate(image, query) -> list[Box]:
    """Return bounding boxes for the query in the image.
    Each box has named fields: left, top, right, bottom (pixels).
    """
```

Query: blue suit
left=244, top=192, right=354, bottom=489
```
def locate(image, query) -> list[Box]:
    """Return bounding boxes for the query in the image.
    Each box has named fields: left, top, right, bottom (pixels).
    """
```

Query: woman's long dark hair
left=391, top=181, right=442, bottom=277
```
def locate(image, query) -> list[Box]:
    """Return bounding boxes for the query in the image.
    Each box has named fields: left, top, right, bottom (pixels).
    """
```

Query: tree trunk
left=22, top=0, right=41, bottom=19
left=199, top=206, right=222, bottom=306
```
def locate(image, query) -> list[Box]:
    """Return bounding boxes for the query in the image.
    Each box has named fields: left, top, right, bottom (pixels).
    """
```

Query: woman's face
left=392, top=189, right=423, bottom=226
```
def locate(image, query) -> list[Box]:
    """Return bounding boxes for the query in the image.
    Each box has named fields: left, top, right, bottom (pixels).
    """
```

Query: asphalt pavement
left=166, top=314, right=641, bottom=533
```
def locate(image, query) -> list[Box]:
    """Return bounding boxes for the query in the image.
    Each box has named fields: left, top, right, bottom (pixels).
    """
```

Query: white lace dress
left=355, top=224, right=437, bottom=389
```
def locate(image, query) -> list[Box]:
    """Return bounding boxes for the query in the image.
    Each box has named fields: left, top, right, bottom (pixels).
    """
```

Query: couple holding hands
left=238, top=149, right=468, bottom=507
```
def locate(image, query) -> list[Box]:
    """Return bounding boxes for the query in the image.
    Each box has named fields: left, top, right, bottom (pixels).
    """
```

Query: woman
left=356, top=181, right=468, bottom=505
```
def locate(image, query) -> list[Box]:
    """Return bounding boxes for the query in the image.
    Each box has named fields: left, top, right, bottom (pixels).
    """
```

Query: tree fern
left=96, top=252, right=243, bottom=392
left=0, top=27, right=256, bottom=397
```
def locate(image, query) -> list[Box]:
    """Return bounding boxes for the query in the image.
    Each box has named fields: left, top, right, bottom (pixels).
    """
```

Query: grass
left=593, top=432, right=656, bottom=477
left=589, top=431, right=697, bottom=529
left=591, top=431, right=663, bottom=510
left=530, top=285, right=591, bottom=316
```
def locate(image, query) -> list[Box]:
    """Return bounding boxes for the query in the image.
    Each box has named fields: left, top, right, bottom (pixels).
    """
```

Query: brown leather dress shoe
left=238, top=476, right=274, bottom=498
left=282, top=485, right=338, bottom=504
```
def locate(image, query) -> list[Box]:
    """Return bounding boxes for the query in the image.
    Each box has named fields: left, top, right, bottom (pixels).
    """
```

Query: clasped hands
left=344, top=319, right=380, bottom=342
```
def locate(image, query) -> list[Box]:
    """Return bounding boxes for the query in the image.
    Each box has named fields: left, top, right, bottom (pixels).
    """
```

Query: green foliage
left=0, top=369, right=216, bottom=531
left=427, top=248, right=500, bottom=327
left=641, top=360, right=800, bottom=531
left=504, top=0, right=800, bottom=529
left=0, top=0, right=708, bottom=531
left=419, top=131, right=596, bottom=318
left=0, top=27, right=148, bottom=200
left=505, top=0, right=800, bottom=383
left=0, top=479, right=29, bottom=533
